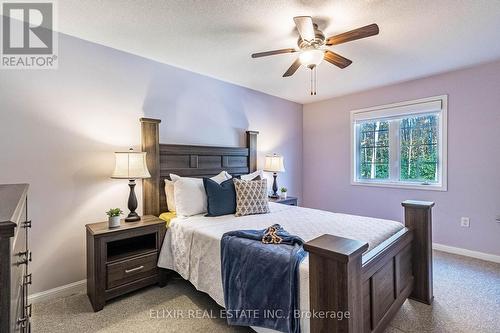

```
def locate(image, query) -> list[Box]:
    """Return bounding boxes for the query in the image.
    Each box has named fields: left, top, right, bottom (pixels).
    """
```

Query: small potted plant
left=280, top=187, right=288, bottom=199
left=106, top=208, right=123, bottom=228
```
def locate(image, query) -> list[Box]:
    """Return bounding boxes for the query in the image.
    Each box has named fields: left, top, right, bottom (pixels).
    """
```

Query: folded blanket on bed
left=221, top=224, right=307, bottom=333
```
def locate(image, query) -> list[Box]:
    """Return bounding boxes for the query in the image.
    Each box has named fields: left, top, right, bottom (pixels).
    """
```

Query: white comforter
left=158, top=203, right=404, bottom=333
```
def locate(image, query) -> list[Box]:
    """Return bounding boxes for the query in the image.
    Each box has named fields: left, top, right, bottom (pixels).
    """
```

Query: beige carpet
left=32, top=251, right=500, bottom=333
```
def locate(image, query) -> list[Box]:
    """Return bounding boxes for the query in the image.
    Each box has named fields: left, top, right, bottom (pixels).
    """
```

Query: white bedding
left=158, top=202, right=404, bottom=333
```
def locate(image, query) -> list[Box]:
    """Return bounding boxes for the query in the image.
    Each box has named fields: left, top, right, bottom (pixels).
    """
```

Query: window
left=351, top=95, right=447, bottom=191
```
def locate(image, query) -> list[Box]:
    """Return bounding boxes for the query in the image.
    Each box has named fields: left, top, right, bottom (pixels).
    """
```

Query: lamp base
left=268, top=194, right=280, bottom=199
left=271, top=172, right=279, bottom=198
left=125, top=180, right=141, bottom=223
left=125, top=212, right=141, bottom=222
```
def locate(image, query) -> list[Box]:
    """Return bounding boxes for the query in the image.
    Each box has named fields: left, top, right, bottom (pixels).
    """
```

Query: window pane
left=400, top=114, right=438, bottom=182
left=358, top=120, right=389, bottom=180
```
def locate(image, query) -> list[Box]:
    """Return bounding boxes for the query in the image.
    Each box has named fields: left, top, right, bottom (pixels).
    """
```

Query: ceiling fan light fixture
left=251, top=16, right=379, bottom=96
left=299, top=49, right=324, bottom=67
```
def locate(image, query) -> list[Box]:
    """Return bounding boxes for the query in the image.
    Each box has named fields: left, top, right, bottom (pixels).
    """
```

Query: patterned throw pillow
left=234, top=178, right=270, bottom=217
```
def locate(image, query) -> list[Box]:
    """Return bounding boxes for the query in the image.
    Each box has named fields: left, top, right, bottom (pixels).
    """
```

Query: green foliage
left=280, top=187, right=288, bottom=193
left=357, top=115, right=438, bottom=182
left=359, top=120, right=389, bottom=180
left=106, top=208, right=123, bottom=217
left=400, top=115, right=438, bottom=182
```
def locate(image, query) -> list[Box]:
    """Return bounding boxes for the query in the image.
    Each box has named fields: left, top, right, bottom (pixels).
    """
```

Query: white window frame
left=350, top=95, right=448, bottom=191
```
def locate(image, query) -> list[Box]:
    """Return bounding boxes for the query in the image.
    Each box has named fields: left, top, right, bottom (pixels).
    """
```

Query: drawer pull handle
left=16, top=251, right=28, bottom=257
left=23, top=220, right=32, bottom=228
left=25, top=303, right=32, bottom=317
left=16, top=257, right=28, bottom=266
left=23, top=274, right=32, bottom=286
left=125, top=265, right=144, bottom=274
left=17, top=316, right=27, bottom=328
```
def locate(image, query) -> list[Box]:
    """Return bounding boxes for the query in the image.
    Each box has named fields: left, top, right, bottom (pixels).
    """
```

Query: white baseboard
left=29, top=279, right=87, bottom=304
left=433, top=243, right=500, bottom=263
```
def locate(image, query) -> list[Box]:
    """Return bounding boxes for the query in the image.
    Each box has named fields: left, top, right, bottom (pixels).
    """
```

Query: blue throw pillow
left=203, top=178, right=236, bottom=216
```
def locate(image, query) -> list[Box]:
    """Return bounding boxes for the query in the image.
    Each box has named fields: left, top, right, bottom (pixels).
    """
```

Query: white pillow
left=171, top=171, right=231, bottom=217
left=170, top=171, right=231, bottom=183
left=211, top=171, right=232, bottom=184
left=164, top=179, right=176, bottom=212
left=240, top=169, right=264, bottom=181
left=170, top=174, right=181, bottom=182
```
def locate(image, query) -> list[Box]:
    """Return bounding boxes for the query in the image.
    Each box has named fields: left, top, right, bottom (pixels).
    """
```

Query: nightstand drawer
left=106, top=252, right=158, bottom=289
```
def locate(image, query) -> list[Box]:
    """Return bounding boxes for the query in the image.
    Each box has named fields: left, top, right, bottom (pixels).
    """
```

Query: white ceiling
left=56, top=0, right=500, bottom=104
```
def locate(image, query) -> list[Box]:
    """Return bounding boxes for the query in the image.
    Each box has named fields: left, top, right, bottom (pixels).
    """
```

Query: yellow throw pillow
left=159, top=212, right=176, bottom=227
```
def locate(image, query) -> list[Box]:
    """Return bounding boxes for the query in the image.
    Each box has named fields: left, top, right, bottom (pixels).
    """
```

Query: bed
left=140, top=118, right=434, bottom=333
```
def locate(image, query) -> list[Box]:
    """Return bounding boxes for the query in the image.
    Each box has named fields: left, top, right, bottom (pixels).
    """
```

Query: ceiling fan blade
left=251, top=48, right=297, bottom=58
left=283, top=58, right=301, bottom=77
left=324, top=50, right=352, bottom=69
left=293, top=16, right=315, bottom=42
left=326, top=23, right=379, bottom=46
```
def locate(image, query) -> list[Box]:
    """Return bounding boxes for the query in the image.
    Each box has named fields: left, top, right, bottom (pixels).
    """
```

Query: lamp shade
left=111, top=150, right=151, bottom=179
left=264, top=154, right=285, bottom=173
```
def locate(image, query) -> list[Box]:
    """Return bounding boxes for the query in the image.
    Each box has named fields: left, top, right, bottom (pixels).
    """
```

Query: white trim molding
left=433, top=243, right=500, bottom=263
left=29, top=279, right=87, bottom=304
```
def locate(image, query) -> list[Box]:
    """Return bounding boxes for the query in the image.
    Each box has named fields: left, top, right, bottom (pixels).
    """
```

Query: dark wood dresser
left=0, top=184, right=31, bottom=333
left=86, top=216, right=166, bottom=312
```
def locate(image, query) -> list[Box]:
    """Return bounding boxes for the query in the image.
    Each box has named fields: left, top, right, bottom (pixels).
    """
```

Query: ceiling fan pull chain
left=310, top=67, right=313, bottom=95
left=316, top=66, right=318, bottom=95
left=310, top=65, right=317, bottom=95
left=314, top=66, right=317, bottom=95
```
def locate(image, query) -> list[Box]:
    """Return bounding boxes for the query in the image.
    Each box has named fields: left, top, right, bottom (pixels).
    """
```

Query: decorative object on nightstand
left=106, top=208, right=123, bottom=228
left=269, top=196, right=298, bottom=206
left=86, top=215, right=166, bottom=312
left=264, top=153, right=285, bottom=198
left=111, top=148, right=151, bottom=222
left=280, top=187, right=288, bottom=199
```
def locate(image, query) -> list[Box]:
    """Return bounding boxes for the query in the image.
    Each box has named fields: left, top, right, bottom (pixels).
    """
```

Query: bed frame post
left=304, top=234, right=368, bottom=333
left=246, top=131, right=259, bottom=173
left=402, top=200, right=434, bottom=305
left=140, top=118, right=161, bottom=217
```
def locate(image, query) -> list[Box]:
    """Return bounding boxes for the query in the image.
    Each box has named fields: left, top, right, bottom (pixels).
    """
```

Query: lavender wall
left=303, top=60, right=500, bottom=256
left=0, top=33, right=302, bottom=294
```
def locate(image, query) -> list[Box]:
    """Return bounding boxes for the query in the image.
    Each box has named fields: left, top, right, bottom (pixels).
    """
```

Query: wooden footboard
left=304, top=201, right=434, bottom=333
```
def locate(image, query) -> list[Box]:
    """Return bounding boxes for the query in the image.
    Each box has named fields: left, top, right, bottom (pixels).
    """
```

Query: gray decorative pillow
left=234, top=178, right=270, bottom=217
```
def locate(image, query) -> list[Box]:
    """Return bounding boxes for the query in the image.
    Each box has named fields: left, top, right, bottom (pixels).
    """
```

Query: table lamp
left=111, top=148, right=151, bottom=222
left=264, top=153, right=285, bottom=198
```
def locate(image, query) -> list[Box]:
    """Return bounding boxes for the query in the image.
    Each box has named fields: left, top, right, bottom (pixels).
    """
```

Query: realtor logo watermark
left=1, top=1, right=58, bottom=69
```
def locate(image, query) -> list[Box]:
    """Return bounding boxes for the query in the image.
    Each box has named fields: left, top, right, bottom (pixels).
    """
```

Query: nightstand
left=85, top=215, right=166, bottom=312
left=269, top=196, right=298, bottom=206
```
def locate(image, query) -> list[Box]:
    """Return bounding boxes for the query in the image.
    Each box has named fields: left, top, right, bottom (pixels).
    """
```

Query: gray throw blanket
left=221, top=224, right=307, bottom=333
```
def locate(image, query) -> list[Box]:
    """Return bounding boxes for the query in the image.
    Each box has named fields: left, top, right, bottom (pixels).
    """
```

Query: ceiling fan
left=251, top=16, right=379, bottom=95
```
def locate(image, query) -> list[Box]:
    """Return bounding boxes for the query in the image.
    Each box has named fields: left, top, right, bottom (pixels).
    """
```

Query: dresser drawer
left=106, top=252, right=158, bottom=289
left=12, top=281, right=25, bottom=332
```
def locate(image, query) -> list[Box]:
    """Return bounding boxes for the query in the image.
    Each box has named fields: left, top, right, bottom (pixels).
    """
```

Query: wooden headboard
left=140, top=118, right=259, bottom=216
